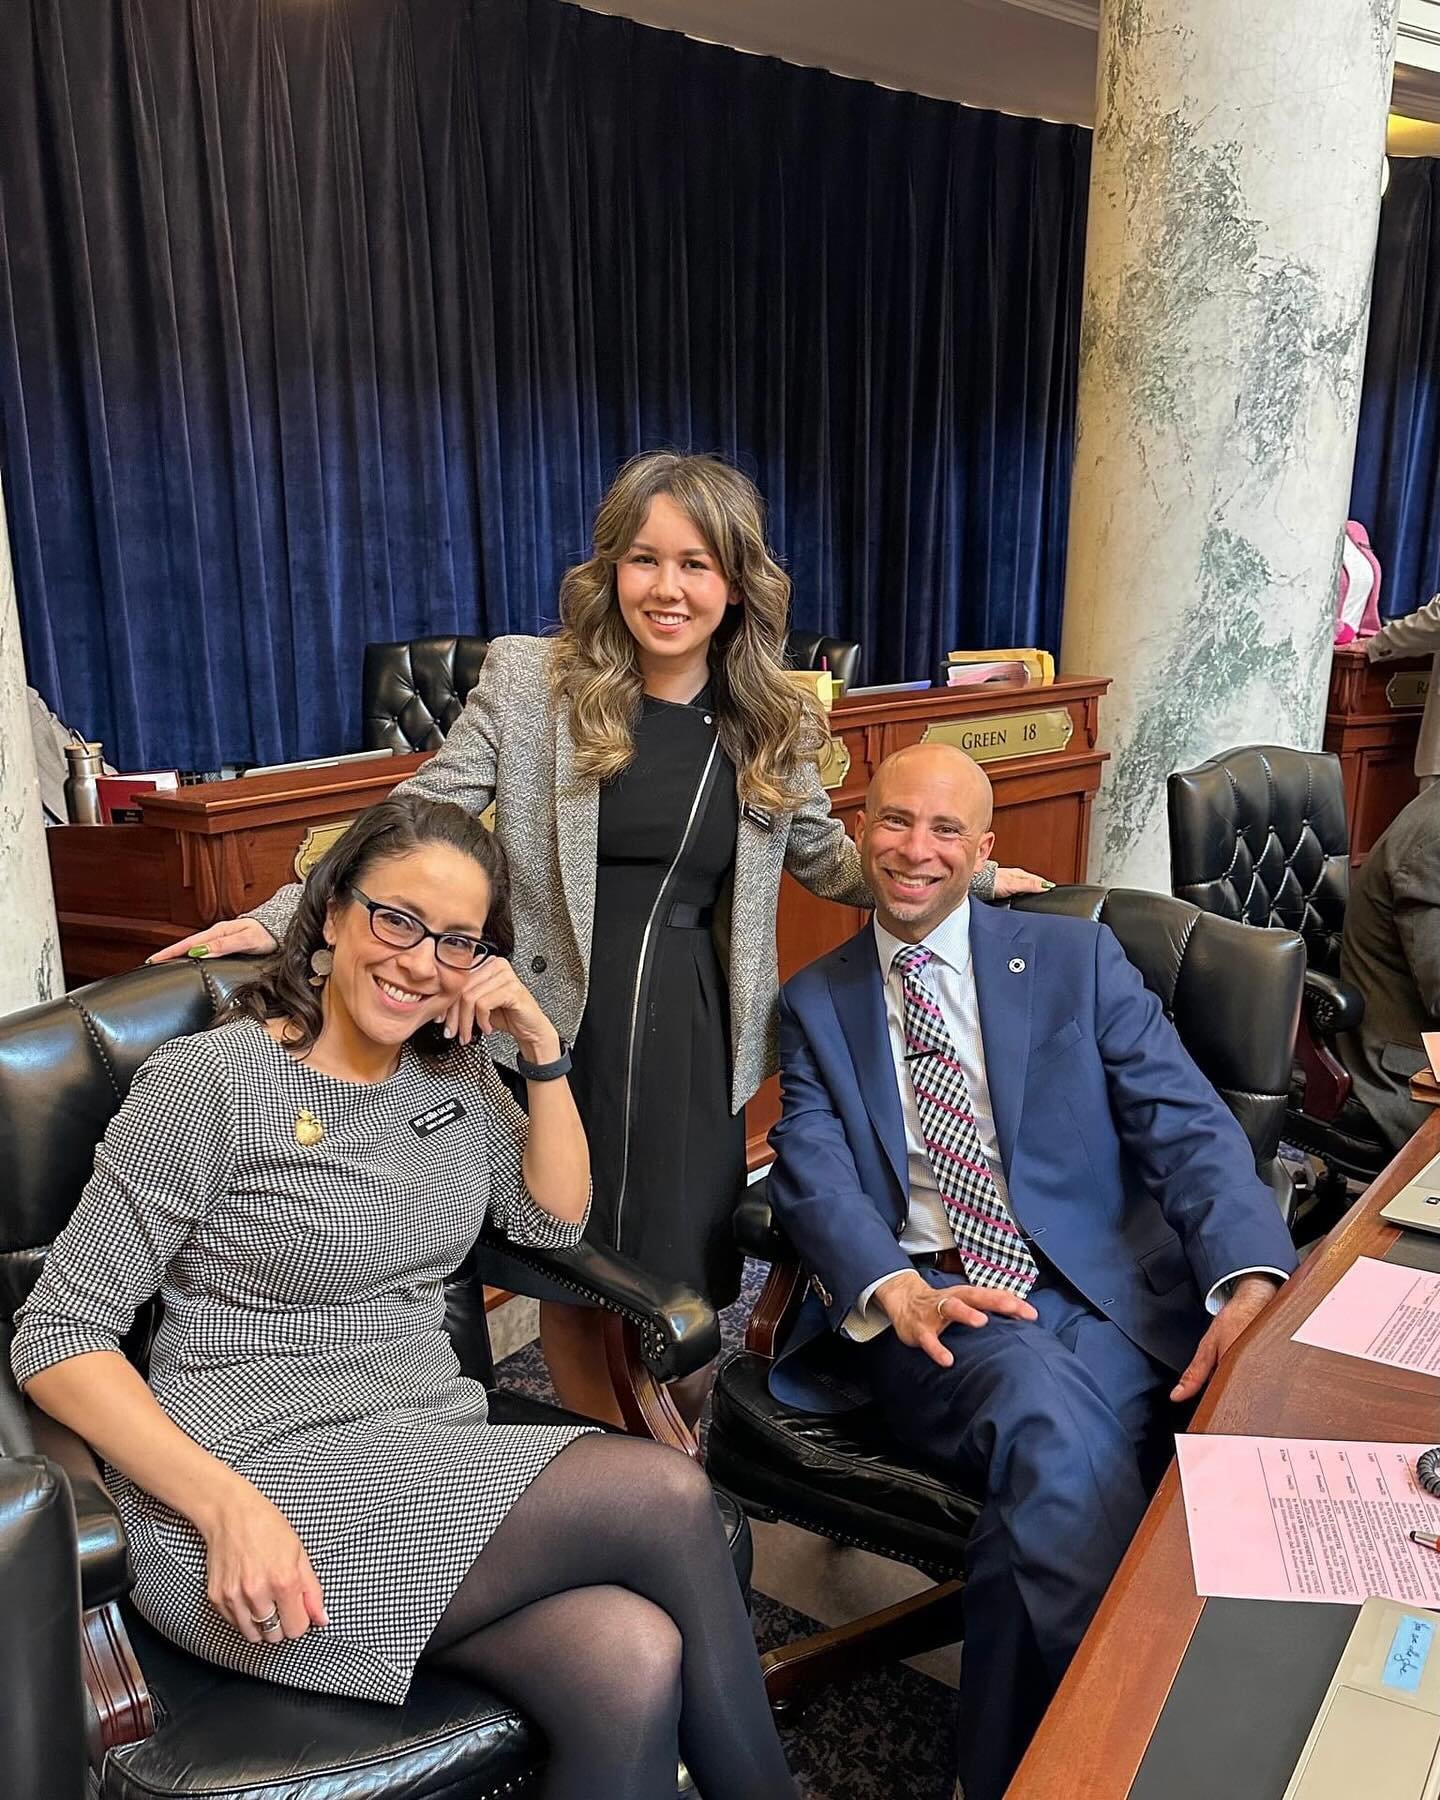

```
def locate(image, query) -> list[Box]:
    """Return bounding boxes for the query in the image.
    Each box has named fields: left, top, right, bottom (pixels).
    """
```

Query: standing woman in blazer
left=153, top=451, right=1041, bottom=1422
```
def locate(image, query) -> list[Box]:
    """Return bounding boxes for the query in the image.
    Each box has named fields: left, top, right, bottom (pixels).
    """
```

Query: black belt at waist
left=910, top=1249, right=968, bottom=1275
left=666, top=902, right=715, bottom=930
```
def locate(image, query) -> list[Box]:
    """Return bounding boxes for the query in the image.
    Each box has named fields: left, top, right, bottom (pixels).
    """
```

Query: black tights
left=422, top=1434, right=796, bottom=1800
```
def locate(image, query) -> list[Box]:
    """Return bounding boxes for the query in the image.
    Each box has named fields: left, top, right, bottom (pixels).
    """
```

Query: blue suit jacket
left=766, top=903, right=1298, bottom=1412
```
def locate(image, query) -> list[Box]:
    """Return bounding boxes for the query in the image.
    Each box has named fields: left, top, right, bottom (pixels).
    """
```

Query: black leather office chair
left=0, top=958, right=749, bottom=1798
left=783, top=630, right=862, bottom=690
left=363, top=636, right=490, bottom=753
left=362, top=631, right=865, bottom=754
left=1167, top=745, right=1389, bottom=1192
left=706, top=885, right=1305, bottom=1713
left=0, top=1447, right=86, bottom=1800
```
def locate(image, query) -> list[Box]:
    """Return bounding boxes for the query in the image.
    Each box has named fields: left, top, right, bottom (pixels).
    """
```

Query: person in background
left=1365, top=588, right=1440, bottom=791
left=765, top=742, right=1295, bottom=1800
left=14, top=795, right=796, bottom=1800
left=1336, top=780, right=1440, bottom=1152
left=151, top=450, right=1046, bottom=1427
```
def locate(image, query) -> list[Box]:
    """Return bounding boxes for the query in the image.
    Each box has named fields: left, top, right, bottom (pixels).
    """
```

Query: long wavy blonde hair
left=548, top=451, right=824, bottom=812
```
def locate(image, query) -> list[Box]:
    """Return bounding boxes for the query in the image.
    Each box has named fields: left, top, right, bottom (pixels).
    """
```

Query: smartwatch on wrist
left=515, top=1042, right=572, bottom=1082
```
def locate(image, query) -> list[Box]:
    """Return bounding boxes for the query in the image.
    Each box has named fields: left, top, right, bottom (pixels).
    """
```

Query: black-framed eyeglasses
left=350, top=887, right=497, bottom=971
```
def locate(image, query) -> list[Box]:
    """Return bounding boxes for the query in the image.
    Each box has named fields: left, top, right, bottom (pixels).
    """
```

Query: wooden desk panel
left=49, top=754, right=429, bottom=983
left=1325, top=646, right=1428, bottom=862
left=1010, top=1112, right=1440, bottom=1799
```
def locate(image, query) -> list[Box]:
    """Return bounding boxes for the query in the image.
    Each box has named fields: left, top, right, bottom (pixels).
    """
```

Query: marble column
left=0, top=471, right=61, bottom=1014
left=1062, top=0, right=1400, bottom=888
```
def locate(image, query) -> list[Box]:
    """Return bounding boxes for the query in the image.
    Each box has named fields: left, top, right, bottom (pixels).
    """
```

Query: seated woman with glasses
left=11, top=793, right=796, bottom=1800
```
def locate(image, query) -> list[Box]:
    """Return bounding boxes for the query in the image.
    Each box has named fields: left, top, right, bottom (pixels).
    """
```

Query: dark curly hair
left=214, top=793, right=513, bottom=1059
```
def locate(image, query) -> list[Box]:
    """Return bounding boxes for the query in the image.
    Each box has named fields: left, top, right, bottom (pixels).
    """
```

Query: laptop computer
left=243, top=748, right=396, bottom=777
left=1282, top=1597, right=1440, bottom=1799
left=1381, top=1150, right=1440, bottom=1236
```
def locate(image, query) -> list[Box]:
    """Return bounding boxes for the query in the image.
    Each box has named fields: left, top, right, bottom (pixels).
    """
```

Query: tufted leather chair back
left=0, top=962, right=496, bottom=1385
left=1167, top=746, right=1350, bottom=976
left=362, top=636, right=490, bottom=753
left=1012, top=886, right=1305, bottom=1176
left=784, top=630, right=862, bottom=690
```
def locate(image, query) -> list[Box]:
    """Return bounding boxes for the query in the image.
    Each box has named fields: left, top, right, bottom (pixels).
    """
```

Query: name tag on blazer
left=741, top=803, right=774, bottom=833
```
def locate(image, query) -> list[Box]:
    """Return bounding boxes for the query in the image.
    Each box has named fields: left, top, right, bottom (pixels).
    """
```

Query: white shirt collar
left=873, top=896, right=973, bottom=980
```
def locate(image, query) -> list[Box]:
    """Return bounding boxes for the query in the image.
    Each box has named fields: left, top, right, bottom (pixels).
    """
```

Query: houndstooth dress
left=10, top=1017, right=594, bottom=1704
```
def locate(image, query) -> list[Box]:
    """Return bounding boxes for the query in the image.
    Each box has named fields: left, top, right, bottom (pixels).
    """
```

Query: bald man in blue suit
left=767, top=744, right=1296, bottom=1800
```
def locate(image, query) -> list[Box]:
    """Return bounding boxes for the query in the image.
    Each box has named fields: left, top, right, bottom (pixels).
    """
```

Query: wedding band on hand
left=250, top=1605, right=282, bottom=1633
left=934, top=1294, right=949, bottom=1317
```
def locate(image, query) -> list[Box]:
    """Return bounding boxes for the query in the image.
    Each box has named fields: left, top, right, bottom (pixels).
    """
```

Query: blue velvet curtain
left=1351, top=156, right=1440, bottom=616
left=0, top=0, right=1091, bottom=771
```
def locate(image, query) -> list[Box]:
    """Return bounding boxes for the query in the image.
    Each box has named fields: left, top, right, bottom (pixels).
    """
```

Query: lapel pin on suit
left=1008, top=957, right=1026, bottom=973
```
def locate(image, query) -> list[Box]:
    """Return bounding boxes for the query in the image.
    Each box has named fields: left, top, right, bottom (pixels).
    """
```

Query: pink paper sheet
left=1291, top=1256, right=1440, bottom=1377
left=1174, top=1435, right=1440, bottom=1605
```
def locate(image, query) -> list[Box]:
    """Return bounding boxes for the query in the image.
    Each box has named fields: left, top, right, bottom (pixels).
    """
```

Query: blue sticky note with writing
left=1382, top=1614, right=1435, bottom=1694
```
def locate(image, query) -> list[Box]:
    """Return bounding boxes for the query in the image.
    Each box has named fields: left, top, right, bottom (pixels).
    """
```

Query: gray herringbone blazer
left=253, top=634, right=873, bottom=1111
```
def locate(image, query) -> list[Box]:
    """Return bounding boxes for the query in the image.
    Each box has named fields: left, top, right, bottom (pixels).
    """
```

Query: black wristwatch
left=515, top=1042, right=573, bottom=1082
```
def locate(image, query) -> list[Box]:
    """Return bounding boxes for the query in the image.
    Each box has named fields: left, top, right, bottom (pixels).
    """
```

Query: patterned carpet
left=494, top=1262, right=960, bottom=1800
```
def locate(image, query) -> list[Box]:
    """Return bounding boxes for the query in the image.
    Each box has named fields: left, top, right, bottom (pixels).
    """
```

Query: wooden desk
left=50, top=681, right=1109, bottom=1023
left=1011, top=1112, right=1440, bottom=1798
left=47, top=753, right=429, bottom=982
left=1325, top=645, right=1429, bottom=862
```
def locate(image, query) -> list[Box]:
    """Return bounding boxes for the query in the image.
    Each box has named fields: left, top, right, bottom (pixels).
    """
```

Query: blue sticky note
left=1382, top=1614, right=1435, bottom=1694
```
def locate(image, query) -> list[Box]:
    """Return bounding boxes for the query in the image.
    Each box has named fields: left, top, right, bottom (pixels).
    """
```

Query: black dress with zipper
left=568, top=687, right=745, bottom=1309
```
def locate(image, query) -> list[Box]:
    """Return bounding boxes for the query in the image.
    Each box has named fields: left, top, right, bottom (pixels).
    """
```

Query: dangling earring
left=308, top=946, right=335, bottom=988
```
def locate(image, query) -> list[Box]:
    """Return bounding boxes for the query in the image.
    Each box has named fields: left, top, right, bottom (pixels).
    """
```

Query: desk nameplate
left=922, top=706, right=1074, bottom=764
left=1386, top=671, right=1431, bottom=710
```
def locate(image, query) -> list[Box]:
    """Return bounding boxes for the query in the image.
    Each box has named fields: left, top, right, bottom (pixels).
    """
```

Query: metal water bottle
left=63, top=741, right=104, bottom=824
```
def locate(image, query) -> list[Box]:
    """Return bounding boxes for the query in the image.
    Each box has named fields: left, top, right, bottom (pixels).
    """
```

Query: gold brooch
left=294, top=1108, right=325, bottom=1147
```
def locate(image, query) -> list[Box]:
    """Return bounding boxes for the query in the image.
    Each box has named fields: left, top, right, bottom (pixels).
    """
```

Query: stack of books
left=944, top=649, right=1055, bottom=690
left=95, top=770, right=179, bottom=823
left=784, top=669, right=836, bottom=710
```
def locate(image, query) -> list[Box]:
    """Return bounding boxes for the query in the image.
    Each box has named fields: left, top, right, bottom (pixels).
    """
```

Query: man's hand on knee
left=874, top=1271, right=1038, bottom=1368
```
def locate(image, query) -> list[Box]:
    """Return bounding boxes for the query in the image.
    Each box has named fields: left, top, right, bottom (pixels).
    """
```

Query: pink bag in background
left=1335, top=520, right=1383, bottom=645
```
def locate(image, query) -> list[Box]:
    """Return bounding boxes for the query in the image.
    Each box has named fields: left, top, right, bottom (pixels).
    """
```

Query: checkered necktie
left=893, top=944, right=1038, bottom=1297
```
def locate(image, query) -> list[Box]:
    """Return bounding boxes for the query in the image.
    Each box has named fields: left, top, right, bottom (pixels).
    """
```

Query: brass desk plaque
left=1386, top=671, right=1431, bottom=711
left=294, top=820, right=356, bottom=880
left=818, top=735, right=852, bottom=792
left=923, top=707, right=1074, bottom=765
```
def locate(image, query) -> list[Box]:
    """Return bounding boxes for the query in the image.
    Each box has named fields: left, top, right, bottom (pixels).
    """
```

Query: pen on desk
left=1409, top=1529, right=1440, bottom=1554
